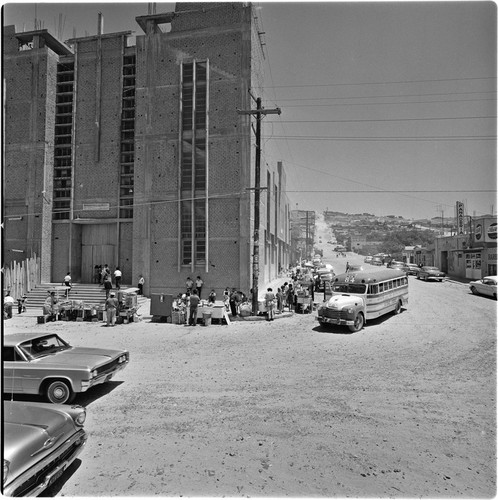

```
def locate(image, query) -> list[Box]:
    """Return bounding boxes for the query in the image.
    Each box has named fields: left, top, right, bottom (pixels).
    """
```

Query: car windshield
left=332, top=283, right=367, bottom=294
left=424, top=267, right=439, bottom=271
left=19, top=335, right=71, bottom=359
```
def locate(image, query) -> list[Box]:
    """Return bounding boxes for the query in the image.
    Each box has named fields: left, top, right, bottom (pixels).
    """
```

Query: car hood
left=35, top=347, right=125, bottom=369
left=4, top=402, right=77, bottom=481
left=324, top=294, right=363, bottom=309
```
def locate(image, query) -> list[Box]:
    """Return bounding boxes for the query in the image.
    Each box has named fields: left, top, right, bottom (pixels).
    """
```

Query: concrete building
left=434, top=215, right=497, bottom=279
left=3, top=2, right=291, bottom=296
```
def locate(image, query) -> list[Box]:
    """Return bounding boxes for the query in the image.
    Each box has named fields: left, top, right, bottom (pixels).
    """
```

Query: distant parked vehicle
left=364, top=256, right=373, bottom=263
left=469, top=276, right=497, bottom=299
left=402, top=263, right=420, bottom=275
left=347, top=264, right=364, bottom=272
left=315, top=268, right=335, bottom=292
left=370, top=257, right=383, bottom=266
left=387, top=260, right=404, bottom=268
left=417, top=266, right=445, bottom=282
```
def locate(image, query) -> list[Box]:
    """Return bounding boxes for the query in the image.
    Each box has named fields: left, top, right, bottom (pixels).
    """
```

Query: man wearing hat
left=105, top=291, right=119, bottom=327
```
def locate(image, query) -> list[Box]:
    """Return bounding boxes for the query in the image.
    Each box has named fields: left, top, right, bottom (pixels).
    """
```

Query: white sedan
left=469, top=276, right=497, bottom=299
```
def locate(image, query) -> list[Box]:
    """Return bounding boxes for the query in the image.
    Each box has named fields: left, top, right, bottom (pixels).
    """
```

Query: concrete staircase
left=22, top=283, right=138, bottom=317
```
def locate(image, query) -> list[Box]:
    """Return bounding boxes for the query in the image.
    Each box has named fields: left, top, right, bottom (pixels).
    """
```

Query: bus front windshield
left=332, top=283, right=367, bottom=295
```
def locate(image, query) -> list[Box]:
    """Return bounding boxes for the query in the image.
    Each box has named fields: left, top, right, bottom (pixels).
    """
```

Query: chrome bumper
left=4, top=429, right=87, bottom=497
left=316, top=315, right=353, bottom=326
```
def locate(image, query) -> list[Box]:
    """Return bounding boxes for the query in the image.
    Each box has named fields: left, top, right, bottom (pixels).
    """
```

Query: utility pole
left=238, top=93, right=281, bottom=315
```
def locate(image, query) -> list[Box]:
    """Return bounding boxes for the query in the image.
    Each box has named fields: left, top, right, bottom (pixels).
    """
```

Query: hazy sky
left=3, top=1, right=497, bottom=220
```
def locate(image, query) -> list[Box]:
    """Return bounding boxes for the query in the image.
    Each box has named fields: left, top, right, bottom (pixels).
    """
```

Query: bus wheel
left=394, top=300, right=402, bottom=315
left=348, top=313, right=364, bottom=332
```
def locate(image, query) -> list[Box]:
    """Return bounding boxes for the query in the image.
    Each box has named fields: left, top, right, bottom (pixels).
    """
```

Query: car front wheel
left=348, top=313, right=364, bottom=332
left=45, top=380, right=75, bottom=404
left=470, top=286, right=477, bottom=295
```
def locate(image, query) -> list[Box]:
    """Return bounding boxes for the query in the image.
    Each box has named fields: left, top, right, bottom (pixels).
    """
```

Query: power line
left=284, top=189, right=496, bottom=193
left=275, top=90, right=497, bottom=102
left=263, top=76, right=497, bottom=89
left=268, top=135, right=495, bottom=141
left=284, top=97, right=497, bottom=108
left=268, top=115, right=496, bottom=124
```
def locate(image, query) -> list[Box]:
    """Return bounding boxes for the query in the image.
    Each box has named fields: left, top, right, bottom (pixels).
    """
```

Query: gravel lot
left=4, top=265, right=496, bottom=498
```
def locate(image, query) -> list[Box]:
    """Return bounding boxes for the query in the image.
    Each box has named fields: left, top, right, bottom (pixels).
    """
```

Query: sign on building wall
left=82, top=203, right=110, bottom=211
left=474, top=218, right=498, bottom=243
left=456, top=201, right=465, bottom=234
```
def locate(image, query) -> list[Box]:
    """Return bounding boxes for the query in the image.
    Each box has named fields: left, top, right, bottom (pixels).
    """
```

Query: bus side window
left=379, top=283, right=384, bottom=292
left=370, top=284, right=378, bottom=294
left=387, top=281, right=393, bottom=290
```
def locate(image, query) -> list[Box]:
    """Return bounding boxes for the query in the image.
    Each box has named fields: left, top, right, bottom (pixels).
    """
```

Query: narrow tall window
left=119, top=53, right=136, bottom=219
left=180, top=61, right=208, bottom=266
left=53, top=62, right=74, bottom=220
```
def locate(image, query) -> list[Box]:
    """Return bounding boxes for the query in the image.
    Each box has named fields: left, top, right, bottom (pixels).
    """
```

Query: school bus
left=316, top=268, right=408, bottom=332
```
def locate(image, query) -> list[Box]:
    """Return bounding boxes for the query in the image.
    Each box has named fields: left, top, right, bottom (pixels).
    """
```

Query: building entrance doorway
left=80, top=224, right=116, bottom=283
left=440, top=251, right=448, bottom=273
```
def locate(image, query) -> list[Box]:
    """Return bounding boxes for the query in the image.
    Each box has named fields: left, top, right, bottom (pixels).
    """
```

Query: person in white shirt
left=63, top=272, right=72, bottom=298
left=114, top=267, right=122, bottom=290
left=195, top=276, right=204, bottom=299
left=138, top=275, right=145, bottom=295
left=4, top=292, right=15, bottom=319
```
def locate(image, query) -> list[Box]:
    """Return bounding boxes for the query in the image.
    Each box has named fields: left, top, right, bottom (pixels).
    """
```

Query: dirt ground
left=5, top=267, right=496, bottom=498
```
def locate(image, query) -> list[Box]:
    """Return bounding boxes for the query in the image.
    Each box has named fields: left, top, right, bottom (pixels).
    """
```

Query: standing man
left=229, top=289, right=243, bottom=317
left=4, top=292, right=15, bottom=319
left=195, top=276, right=204, bottom=299
left=63, top=272, right=72, bottom=298
left=185, top=277, right=194, bottom=294
left=188, top=289, right=200, bottom=326
left=114, top=267, right=122, bottom=290
left=138, top=275, right=144, bottom=295
left=105, top=292, right=119, bottom=327
left=104, top=276, right=113, bottom=299
left=264, top=287, right=276, bottom=321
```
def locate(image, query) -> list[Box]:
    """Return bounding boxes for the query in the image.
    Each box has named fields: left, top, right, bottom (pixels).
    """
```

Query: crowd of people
left=171, top=276, right=251, bottom=326
left=169, top=267, right=321, bottom=325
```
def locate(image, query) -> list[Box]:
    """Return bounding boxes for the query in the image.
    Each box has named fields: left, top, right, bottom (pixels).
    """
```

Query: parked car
left=402, top=263, right=420, bottom=275
left=416, top=266, right=446, bottom=282
left=469, top=276, right=497, bottom=299
left=3, top=400, right=87, bottom=496
left=315, top=268, right=335, bottom=292
left=387, top=261, right=406, bottom=274
left=347, top=264, right=364, bottom=272
left=364, top=256, right=373, bottom=263
left=370, top=257, right=383, bottom=266
left=3, top=332, right=130, bottom=404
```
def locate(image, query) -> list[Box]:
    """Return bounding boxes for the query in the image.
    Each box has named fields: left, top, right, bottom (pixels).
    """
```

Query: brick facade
left=3, top=3, right=291, bottom=296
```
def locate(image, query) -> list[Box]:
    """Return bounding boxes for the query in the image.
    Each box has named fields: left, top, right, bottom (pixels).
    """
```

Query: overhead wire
left=262, top=76, right=497, bottom=89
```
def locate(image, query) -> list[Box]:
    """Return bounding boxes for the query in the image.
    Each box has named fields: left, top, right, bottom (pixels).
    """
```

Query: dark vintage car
left=3, top=400, right=87, bottom=497
left=402, top=262, right=420, bottom=275
left=314, top=268, right=335, bottom=292
left=469, top=276, right=497, bottom=299
left=417, top=266, right=446, bottom=282
left=3, top=333, right=129, bottom=404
